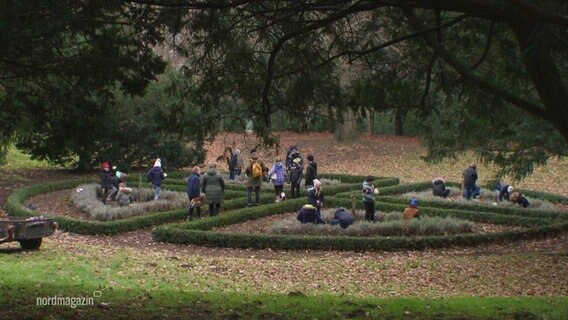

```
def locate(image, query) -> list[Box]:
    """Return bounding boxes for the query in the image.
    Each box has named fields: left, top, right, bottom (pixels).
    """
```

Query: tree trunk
left=394, top=108, right=403, bottom=135
left=369, top=108, right=375, bottom=135
left=510, top=22, right=568, bottom=142
left=335, top=109, right=358, bottom=142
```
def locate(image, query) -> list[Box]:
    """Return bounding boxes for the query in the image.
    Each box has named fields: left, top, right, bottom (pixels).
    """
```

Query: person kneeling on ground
left=116, top=182, right=134, bottom=207
left=333, top=207, right=354, bottom=229
left=432, top=177, right=450, bottom=198
left=510, top=192, right=530, bottom=208
left=296, top=204, right=325, bottom=224
left=403, top=197, right=420, bottom=220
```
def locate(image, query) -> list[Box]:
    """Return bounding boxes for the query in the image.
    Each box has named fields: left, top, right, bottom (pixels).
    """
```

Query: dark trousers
left=102, top=188, right=110, bottom=204
left=247, top=187, right=260, bottom=205
left=209, top=203, right=221, bottom=216
left=364, top=201, right=375, bottom=222
left=274, top=185, right=284, bottom=196
left=188, top=206, right=201, bottom=220
left=290, top=182, right=301, bottom=198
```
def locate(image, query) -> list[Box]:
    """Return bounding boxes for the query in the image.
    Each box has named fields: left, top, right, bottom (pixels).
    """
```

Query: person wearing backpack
left=245, top=153, right=267, bottom=206
left=304, top=154, right=317, bottom=190
left=268, top=158, right=286, bottom=202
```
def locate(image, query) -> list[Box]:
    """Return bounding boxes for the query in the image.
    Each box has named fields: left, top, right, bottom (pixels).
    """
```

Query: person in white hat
left=147, top=158, right=167, bottom=200
left=307, top=179, right=324, bottom=216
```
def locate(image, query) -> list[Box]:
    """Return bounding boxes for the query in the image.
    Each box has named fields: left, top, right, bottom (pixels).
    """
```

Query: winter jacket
left=268, top=161, right=286, bottom=186
left=187, top=173, right=201, bottom=199
left=432, top=179, right=447, bottom=197
left=362, top=181, right=376, bottom=202
left=305, top=161, right=317, bottom=187
left=462, top=166, right=478, bottom=188
left=297, top=204, right=325, bottom=224
left=229, top=153, right=238, bottom=170
left=147, top=166, right=165, bottom=187
left=403, top=206, right=420, bottom=220
left=111, top=175, right=122, bottom=189
left=334, top=209, right=354, bottom=229
left=202, top=168, right=225, bottom=204
left=307, top=187, right=324, bottom=209
left=100, top=169, right=113, bottom=190
left=498, top=184, right=512, bottom=202
left=245, top=160, right=267, bottom=188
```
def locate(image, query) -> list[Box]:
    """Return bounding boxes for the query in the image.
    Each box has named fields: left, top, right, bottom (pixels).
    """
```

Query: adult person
left=100, top=161, right=113, bottom=204
left=147, top=158, right=167, bottom=201
left=268, top=158, right=286, bottom=202
left=307, top=179, right=324, bottom=216
left=362, top=175, right=379, bottom=222
left=289, top=156, right=303, bottom=198
left=432, top=177, right=450, bottom=198
left=497, top=183, right=514, bottom=203
left=510, top=192, right=530, bottom=208
left=334, top=207, right=354, bottom=229
left=202, top=163, right=225, bottom=216
left=296, top=204, right=325, bottom=224
left=462, top=163, right=480, bottom=200
left=304, top=154, right=318, bottom=190
left=245, top=153, right=267, bottom=206
left=186, top=166, right=202, bottom=221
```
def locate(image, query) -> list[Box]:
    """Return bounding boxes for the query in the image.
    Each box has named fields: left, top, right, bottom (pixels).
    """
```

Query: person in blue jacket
left=333, top=207, right=354, bottom=229
left=296, top=204, right=325, bottom=224
left=187, top=166, right=202, bottom=220
left=147, top=158, right=167, bottom=201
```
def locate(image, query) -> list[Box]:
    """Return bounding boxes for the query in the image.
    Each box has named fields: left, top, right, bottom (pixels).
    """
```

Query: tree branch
left=402, top=8, right=550, bottom=122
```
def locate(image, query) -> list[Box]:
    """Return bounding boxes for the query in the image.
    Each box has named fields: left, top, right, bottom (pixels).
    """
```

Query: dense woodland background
left=1, top=0, right=567, bottom=182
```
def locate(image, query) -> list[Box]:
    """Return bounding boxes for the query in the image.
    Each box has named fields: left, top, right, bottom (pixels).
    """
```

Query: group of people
left=99, top=161, right=134, bottom=207
left=431, top=163, right=530, bottom=208
left=100, top=151, right=531, bottom=225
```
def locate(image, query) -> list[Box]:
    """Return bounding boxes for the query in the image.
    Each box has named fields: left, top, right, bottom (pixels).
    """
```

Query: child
left=268, top=158, right=286, bottom=202
left=116, top=182, right=134, bottom=207
left=403, top=197, right=420, bottom=220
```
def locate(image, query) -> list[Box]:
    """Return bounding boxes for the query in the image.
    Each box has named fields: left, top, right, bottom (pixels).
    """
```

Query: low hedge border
left=378, top=195, right=568, bottom=221
left=5, top=179, right=277, bottom=235
left=152, top=195, right=563, bottom=251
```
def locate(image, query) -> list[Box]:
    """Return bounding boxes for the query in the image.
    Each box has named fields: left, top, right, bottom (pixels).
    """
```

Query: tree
left=139, top=0, right=567, bottom=179
left=0, top=0, right=165, bottom=168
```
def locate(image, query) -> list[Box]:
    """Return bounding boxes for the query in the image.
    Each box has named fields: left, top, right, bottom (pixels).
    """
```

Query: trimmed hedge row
left=152, top=193, right=565, bottom=251
left=6, top=174, right=568, bottom=250
left=378, top=195, right=568, bottom=221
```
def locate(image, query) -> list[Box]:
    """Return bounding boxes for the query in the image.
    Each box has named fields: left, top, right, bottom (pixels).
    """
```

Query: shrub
left=70, top=183, right=189, bottom=221
left=268, top=208, right=474, bottom=237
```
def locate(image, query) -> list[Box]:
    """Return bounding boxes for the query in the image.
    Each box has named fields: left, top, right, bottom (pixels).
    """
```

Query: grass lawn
left=1, top=134, right=567, bottom=319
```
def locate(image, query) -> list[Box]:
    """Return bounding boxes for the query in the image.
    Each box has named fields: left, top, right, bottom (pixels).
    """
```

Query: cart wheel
left=19, top=238, right=43, bottom=250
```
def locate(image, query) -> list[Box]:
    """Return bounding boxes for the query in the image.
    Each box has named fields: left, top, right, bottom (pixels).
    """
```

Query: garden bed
left=212, top=210, right=524, bottom=236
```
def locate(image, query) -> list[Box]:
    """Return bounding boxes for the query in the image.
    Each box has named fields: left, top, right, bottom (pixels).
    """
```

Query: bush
left=71, top=184, right=188, bottom=221
left=268, top=209, right=473, bottom=237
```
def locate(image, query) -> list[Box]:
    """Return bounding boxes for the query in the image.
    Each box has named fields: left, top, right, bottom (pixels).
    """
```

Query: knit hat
left=507, top=186, right=514, bottom=193
left=102, top=161, right=110, bottom=169
left=154, top=158, right=161, bottom=167
left=366, top=175, right=375, bottom=182
left=410, top=197, right=418, bottom=207
left=302, top=204, right=316, bottom=210
left=313, top=179, right=322, bottom=187
left=234, top=148, right=241, bottom=155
